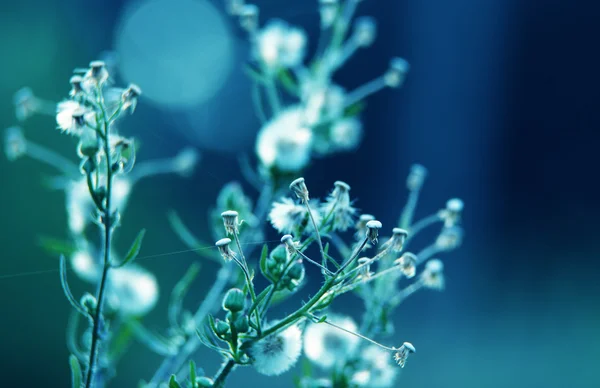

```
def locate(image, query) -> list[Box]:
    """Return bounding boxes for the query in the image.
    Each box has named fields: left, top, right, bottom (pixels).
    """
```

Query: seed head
left=250, top=323, right=302, bottom=376
left=365, top=220, right=382, bottom=244
left=384, top=57, right=410, bottom=88
left=394, top=252, right=417, bottom=278
left=4, top=126, right=27, bottom=161
left=353, top=17, right=377, bottom=47
left=215, top=238, right=236, bottom=261
left=121, top=83, right=142, bottom=113
left=440, top=198, right=464, bottom=227
left=87, top=60, right=109, bottom=85
left=435, top=226, right=463, bottom=251
left=221, top=210, right=240, bottom=235
left=421, top=259, right=445, bottom=290
left=69, top=75, right=84, bottom=97
left=289, top=177, right=309, bottom=202
left=384, top=227, right=408, bottom=252
left=407, top=164, right=427, bottom=191
left=393, top=342, right=416, bottom=368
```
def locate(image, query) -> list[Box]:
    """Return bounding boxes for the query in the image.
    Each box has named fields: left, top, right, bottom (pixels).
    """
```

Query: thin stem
left=336, top=265, right=401, bottom=295
left=408, top=213, right=442, bottom=241
left=296, top=249, right=334, bottom=276
left=343, top=76, right=386, bottom=108
left=309, top=313, right=396, bottom=352
left=390, top=281, right=424, bottom=307
left=336, top=236, right=369, bottom=275
left=25, top=141, right=80, bottom=177
left=341, top=245, right=392, bottom=281
left=399, top=187, right=422, bottom=230
left=303, top=200, right=328, bottom=274
left=251, top=82, right=268, bottom=124
left=416, top=243, right=441, bottom=265
left=232, top=231, right=262, bottom=335
left=128, top=159, right=182, bottom=183
left=265, top=75, right=281, bottom=115
left=213, top=359, right=236, bottom=388
left=85, top=91, right=113, bottom=388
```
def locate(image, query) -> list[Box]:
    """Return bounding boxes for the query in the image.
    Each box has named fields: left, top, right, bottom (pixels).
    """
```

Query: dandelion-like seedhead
left=304, top=315, right=360, bottom=369
left=249, top=324, right=303, bottom=376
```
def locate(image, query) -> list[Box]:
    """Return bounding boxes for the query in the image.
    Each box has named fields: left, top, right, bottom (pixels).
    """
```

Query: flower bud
left=214, top=319, right=231, bottom=337
left=223, top=288, right=246, bottom=312
left=80, top=293, right=97, bottom=313
left=233, top=314, right=250, bottom=333
left=353, top=17, right=377, bottom=47
left=407, top=164, right=427, bottom=191
left=196, top=377, right=214, bottom=387
left=69, top=75, right=84, bottom=97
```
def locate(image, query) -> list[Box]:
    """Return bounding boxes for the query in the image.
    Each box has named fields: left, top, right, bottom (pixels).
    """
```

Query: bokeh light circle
left=114, top=0, right=234, bottom=107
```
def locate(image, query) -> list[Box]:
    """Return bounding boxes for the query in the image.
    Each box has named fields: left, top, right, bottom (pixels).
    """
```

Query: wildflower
left=302, top=82, right=346, bottom=127
left=255, top=20, right=307, bottom=70
left=70, top=247, right=100, bottom=282
left=239, top=4, right=259, bottom=33
left=289, top=177, right=310, bottom=202
left=222, top=288, right=246, bottom=312
left=66, top=178, right=95, bottom=234
left=280, top=234, right=298, bottom=255
left=382, top=227, right=409, bottom=253
left=249, top=324, right=302, bottom=376
left=357, top=257, right=374, bottom=279
left=304, top=315, right=360, bottom=369
left=13, top=87, right=38, bottom=121
left=121, top=83, right=142, bottom=113
left=329, top=117, right=363, bottom=151
left=352, top=345, right=398, bottom=387
left=4, top=126, right=27, bottom=161
left=106, top=264, right=159, bottom=316
left=84, top=60, right=109, bottom=88
left=353, top=17, right=377, bottom=47
left=319, top=0, right=338, bottom=28
left=393, top=342, right=416, bottom=368
left=69, top=75, right=84, bottom=98
left=216, top=238, right=236, bottom=261
left=435, top=225, right=463, bottom=251
left=383, top=57, right=410, bottom=88
left=365, top=220, right=382, bottom=244
left=440, top=198, right=464, bottom=227
left=172, top=147, right=200, bottom=177
left=321, top=181, right=356, bottom=231
left=407, top=163, right=427, bottom=191
left=269, top=198, right=322, bottom=234
left=394, top=252, right=417, bottom=278
left=421, top=259, right=445, bottom=290
left=255, top=107, right=313, bottom=172
left=56, top=100, right=96, bottom=136
left=354, top=214, right=375, bottom=240
left=221, top=210, right=240, bottom=235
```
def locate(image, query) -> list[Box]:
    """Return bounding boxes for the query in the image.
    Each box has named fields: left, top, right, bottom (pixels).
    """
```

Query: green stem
left=213, top=359, right=236, bottom=388
left=85, top=93, right=114, bottom=388
left=303, top=201, right=328, bottom=274
left=232, top=231, right=262, bottom=335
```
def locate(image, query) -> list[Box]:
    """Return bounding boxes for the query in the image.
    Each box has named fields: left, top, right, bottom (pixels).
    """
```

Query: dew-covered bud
left=289, top=177, right=309, bottom=202
left=80, top=293, right=97, bottom=314
left=223, top=288, right=246, bottom=312
left=239, top=4, right=259, bottom=32
left=216, top=238, right=236, bottom=261
left=393, top=342, right=416, bottom=368
left=365, top=220, right=382, bottom=244
left=394, top=252, right=417, bottom=278
left=384, top=57, right=410, bottom=88
left=195, top=376, right=214, bottom=387
left=353, top=17, right=377, bottom=47
left=221, top=210, right=239, bottom=235
left=407, top=164, right=427, bottom=191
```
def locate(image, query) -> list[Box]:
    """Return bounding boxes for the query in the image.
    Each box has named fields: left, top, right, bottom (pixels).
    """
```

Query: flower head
left=256, top=107, right=313, bottom=172
left=255, top=20, right=307, bottom=69
left=269, top=197, right=321, bottom=234
left=320, top=181, right=356, bottom=231
left=221, top=210, right=240, bottom=235
left=352, top=345, right=398, bottom=387
left=4, top=126, right=27, bottom=161
left=13, top=87, right=38, bottom=121
left=216, top=238, right=236, bottom=261
left=329, top=117, right=363, bottom=152
left=304, top=315, right=360, bottom=369
left=421, top=259, right=445, bottom=290
left=393, top=342, right=416, bottom=368
left=249, top=323, right=302, bottom=376
left=56, top=100, right=96, bottom=136
left=394, top=252, right=417, bottom=278
left=106, top=264, right=159, bottom=316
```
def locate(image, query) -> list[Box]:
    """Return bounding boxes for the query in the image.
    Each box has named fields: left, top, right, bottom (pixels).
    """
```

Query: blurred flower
left=329, top=117, right=363, bottom=151
left=304, top=314, right=360, bottom=369
left=421, top=259, right=445, bottom=290
left=256, top=107, right=312, bottom=172
left=351, top=345, right=397, bottom=387
left=250, top=323, right=302, bottom=376
left=4, top=126, right=27, bottom=161
left=107, top=264, right=159, bottom=316
left=255, top=20, right=307, bottom=69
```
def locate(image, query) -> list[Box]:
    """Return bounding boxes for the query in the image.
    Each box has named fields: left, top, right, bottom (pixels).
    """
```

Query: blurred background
left=1, top=0, right=599, bottom=387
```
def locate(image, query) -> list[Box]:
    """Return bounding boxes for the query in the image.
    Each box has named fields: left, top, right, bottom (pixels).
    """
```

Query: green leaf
left=344, top=101, right=366, bottom=117
left=259, top=244, right=275, bottom=283
left=277, top=69, right=299, bottom=95
left=60, top=255, right=88, bottom=317
left=69, top=354, right=82, bottom=388
left=169, top=375, right=182, bottom=388
left=168, top=211, right=219, bottom=263
left=38, top=236, right=77, bottom=257
left=113, top=229, right=146, bottom=268
left=190, top=360, right=197, bottom=388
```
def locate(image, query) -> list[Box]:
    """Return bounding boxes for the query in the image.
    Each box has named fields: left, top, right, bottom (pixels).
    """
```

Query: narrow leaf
left=259, top=244, right=275, bottom=283
left=189, top=360, right=197, bottom=388
left=169, top=262, right=201, bottom=329
left=128, top=319, right=178, bottom=356
left=169, top=375, right=182, bottom=388
left=60, top=255, right=88, bottom=317
left=38, top=236, right=77, bottom=256
left=69, top=354, right=82, bottom=388
left=113, top=229, right=146, bottom=268
left=167, top=211, right=219, bottom=262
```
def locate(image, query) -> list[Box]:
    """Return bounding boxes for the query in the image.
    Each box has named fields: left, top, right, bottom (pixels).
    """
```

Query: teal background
left=1, top=0, right=599, bottom=387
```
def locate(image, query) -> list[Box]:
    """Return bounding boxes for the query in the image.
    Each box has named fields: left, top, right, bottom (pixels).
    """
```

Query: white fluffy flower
left=250, top=324, right=302, bottom=376
left=70, top=248, right=100, bottom=283
left=302, top=82, right=346, bottom=127
left=320, top=181, right=356, bottom=231
left=351, top=345, right=398, bottom=387
left=256, top=107, right=312, bottom=172
left=107, top=264, right=159, bottom=316
left=56, top=100, right=96, bottom=136
left=269, top=197, right=321, bottom=234
left=255, top=20, right=307, bottom=69
left=304, top=315, right=360, bottom=369
left=330, top=117, right=363, bottom=151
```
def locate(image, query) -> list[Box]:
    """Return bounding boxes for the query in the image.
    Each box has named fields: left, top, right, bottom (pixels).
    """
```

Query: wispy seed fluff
left=249, top=324, right=302, bottom=376
left=320, top=181, right=356, bottom=231
left=269, top=197, right=322, bottom=234
left=304, top=315, right=360, bottom=369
